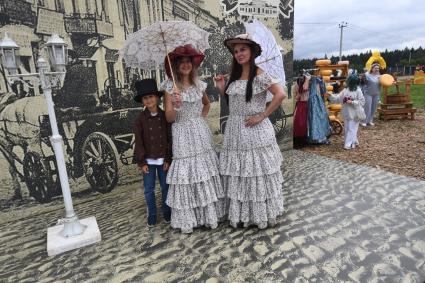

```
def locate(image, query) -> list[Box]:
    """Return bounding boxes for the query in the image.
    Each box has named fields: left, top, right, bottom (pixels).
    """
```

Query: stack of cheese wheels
left=320, top=69, right=332, bottom=76
left=322, top=75, right=331, bottom=83
left=316, top=59, right=331, bottom=66
left=328, top=104, right=342, bottom=111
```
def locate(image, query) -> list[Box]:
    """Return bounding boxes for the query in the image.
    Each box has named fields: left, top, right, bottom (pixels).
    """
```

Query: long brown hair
left=171, top=56, right=198, bottom=88
left=224, top=44, right=258, bottom=104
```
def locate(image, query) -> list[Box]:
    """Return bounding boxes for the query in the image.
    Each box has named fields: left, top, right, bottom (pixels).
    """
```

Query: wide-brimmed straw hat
left=164, top=44, right=204, bottom=78
left=223, top=33, right=262, bottom=58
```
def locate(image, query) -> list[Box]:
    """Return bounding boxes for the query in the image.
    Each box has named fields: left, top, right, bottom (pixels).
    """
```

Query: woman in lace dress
left=214, top=34, right=286, bottom=229
left=161, top=44, right=226, bottom=233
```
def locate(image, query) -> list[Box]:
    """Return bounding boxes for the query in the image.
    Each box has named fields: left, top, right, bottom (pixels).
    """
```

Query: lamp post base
left=61, top=214, right=87, bottom=237
left=47, top=216, right=101, bottom=256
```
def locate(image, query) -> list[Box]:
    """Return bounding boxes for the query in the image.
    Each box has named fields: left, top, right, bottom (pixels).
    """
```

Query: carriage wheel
left=331, top=120, right=343, bottom=135
left=82, top=132, right=120, bottom=193
left=269, top=107, right=287, bottom=137
left=23, top=152, right=55, bottom=203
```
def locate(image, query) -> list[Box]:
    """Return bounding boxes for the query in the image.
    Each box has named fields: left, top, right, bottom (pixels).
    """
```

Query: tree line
left=294, top=47, right=425, bottom=76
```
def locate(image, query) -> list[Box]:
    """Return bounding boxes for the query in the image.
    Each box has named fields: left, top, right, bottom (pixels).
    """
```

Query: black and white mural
left=0, top=0, right=293, bottom=214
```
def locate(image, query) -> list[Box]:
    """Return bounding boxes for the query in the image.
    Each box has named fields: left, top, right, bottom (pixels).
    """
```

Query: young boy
left=133, top=78, right=172, bottom=227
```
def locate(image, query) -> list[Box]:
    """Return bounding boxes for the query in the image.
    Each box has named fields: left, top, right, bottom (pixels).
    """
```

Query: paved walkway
left=1, top=150, right=424, bottom=282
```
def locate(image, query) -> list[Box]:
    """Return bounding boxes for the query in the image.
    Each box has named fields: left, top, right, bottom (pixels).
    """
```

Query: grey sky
left=294, top=0, right=425, bottom=59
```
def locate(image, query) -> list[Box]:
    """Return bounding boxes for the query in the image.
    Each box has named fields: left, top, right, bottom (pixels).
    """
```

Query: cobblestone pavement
left=1, top=150, right=425, bottom=283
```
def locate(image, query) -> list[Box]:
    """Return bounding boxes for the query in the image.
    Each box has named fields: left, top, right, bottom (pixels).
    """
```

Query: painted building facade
left=0, top=0, right=293, bottom=216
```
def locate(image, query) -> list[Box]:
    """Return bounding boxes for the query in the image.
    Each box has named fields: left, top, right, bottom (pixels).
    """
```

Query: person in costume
left=133, top=79, right=172, bottom=227
left=214, top=34, right=286, bottom=229
left=293, top=73, right=310, bottom=147
left=329, top=74, right=366, bottom=149
left=161, top=44, right=226, bottom=234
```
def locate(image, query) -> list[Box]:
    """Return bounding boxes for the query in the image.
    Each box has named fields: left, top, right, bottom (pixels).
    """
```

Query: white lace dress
left=220, top=72, right=284, bottom=229
left=161, top=79, right=226, bottom=233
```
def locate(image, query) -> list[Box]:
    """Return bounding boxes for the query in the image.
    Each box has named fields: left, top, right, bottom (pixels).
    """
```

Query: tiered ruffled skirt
left=166, top=118, right=226, bottom=233
left=220, top=116, right=284, bottom=228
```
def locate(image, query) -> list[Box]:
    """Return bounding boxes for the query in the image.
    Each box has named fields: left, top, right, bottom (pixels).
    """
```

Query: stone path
left=1, top=150, right=424, bottom=282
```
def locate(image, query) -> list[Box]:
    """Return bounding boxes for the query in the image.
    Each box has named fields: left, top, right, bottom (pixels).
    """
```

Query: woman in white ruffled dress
left=161, top=44, right=226, bottom=233
left=215, top=34, right=286, bottom=229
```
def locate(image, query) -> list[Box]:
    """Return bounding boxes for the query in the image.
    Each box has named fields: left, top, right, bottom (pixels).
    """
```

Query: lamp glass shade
left=45, top=34, right=67, bottom=72
left=0, top=33, right=20, bottom=74
left=1, top=48, right=19, bottom=74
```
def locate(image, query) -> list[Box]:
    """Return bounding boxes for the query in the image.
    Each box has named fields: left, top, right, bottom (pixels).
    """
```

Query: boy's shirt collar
left=143, top=107, right=164, bottom=118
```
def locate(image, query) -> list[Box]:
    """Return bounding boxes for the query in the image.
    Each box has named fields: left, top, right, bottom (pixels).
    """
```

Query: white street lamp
left=0, top=34, right=101, bottom=256
left=45, top=34, right=68, bottom=73
left=0, top=33, right=20, bottom=75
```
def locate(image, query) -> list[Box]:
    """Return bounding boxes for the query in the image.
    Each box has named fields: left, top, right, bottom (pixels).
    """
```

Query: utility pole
left=339, top=21, right=348, bottom=62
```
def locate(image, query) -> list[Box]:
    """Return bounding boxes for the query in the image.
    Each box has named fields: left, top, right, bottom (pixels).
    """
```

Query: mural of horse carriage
left=0, top=75, right=140, bottom=203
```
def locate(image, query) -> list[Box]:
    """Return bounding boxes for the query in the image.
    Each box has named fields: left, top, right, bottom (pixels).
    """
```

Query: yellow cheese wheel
left=329, top=115, right=336, bottom=120
left=322, top=75, right=331, bottom=82
left=316, top=59, right=331, bottom=66
left=320, top=70, right=333, bottom=76
left=326, top=85, right=334, bottom=91
left=328, top=104, right=342, bottom=111
left=337, top=60, right=349, bottom=65
left=379, top=74, right=395, bottom=87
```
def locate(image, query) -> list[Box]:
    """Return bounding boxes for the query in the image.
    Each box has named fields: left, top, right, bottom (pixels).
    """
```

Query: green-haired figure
left=329, top=74, right=366, bottom=150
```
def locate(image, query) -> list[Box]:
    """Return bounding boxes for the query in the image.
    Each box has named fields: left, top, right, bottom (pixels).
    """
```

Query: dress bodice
left=225, top=72, right=278, bottom=116
left=160, top=79, right=206, bottom=123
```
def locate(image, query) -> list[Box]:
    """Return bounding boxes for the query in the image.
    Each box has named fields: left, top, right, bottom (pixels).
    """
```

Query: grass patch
left=411, top=84, right=425, bottom=109
left=382, top=83, right=425, bottom=110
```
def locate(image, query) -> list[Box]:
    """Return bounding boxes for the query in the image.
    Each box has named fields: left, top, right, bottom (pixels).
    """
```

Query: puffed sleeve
left=253, top=72, right=280, bottom=95
left=198, top=80, right=207, bottom=93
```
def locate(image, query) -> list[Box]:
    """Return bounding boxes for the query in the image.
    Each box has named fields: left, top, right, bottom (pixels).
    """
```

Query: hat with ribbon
left=164, top=44, right=205, bottom=78
left=223, top=33, right=262, bottom=58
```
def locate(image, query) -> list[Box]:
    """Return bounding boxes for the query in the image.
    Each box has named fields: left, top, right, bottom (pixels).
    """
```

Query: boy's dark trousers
left=143, top=164, right=171, bottom=225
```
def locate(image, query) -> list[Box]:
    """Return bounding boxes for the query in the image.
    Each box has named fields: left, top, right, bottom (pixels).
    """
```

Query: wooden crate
left=378, top=107, right=416, bottom=121
left=379, top=79, right=416, bottom=121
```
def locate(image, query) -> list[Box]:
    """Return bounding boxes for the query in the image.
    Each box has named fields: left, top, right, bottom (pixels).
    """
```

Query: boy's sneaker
left=164, top=213, right=171, bottom=224
left=360, top=123, right=367, bottom=127
left=147, top=215, right=156, bottom=228
left=368, top=122, right=375, bottom=126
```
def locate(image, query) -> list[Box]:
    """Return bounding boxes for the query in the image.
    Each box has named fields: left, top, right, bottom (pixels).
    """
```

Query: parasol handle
left=166, top=52, right=178, bottom=92
left=159, top=25, right=178, bottom=93
left=165, top=51, right=181, bottom=110
left=159, top=25, right=180, bottom=110
left=257, top=55, right=280, bottom=65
